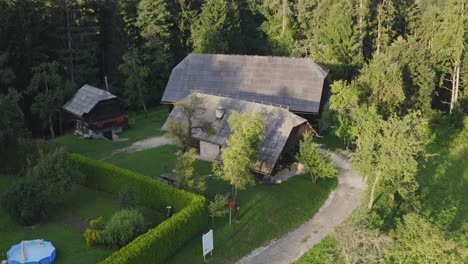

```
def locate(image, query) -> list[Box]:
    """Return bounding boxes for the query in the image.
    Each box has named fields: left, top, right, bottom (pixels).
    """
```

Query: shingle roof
left=63, top=84, right=116, bottom=117
left=162, top=92, right=308, bottom=175
left=161, top=54, right=329, bottom=114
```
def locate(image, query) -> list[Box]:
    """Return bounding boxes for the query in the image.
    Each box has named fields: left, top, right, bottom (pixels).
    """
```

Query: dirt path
left=237, top=151, right=366, bottom=264
left=112, top=136, right=173, bottom=155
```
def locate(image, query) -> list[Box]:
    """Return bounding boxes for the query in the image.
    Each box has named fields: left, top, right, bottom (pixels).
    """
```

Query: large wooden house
left=63, top=84, right=128, bottom=140
left=161, top=53, right=330, bottom=120
left=161, top=54, right=330, bottom=179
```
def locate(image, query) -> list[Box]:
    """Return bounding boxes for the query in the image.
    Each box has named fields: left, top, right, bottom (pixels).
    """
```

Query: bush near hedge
left=69, top=154, right=208, bottom=264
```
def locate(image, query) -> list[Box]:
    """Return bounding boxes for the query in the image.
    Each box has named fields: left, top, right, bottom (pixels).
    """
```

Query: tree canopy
left=214, top=111, right=266, bottom=202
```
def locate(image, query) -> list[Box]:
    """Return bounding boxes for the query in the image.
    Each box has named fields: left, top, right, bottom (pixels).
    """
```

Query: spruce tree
left=191, top=0, right=240, bottom=54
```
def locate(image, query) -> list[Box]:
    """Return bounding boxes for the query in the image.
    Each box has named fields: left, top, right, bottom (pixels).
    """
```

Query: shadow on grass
left=315, top=130, right=345, bottom=151
left=167, top=176, right=337, bottom=264
left=418, top=112, right=468, bottom=233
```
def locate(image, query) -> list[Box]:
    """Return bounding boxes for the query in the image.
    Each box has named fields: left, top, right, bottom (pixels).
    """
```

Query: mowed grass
left=0, top=175, right=165, bottom=263
left=167, top=176, right=337, bottom=264
left=55, top=106, right=169, bottom=160
left=107, top=145, right=213, bottom=180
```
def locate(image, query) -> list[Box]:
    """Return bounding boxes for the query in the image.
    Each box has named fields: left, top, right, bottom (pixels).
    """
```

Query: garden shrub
left=97, top=210, right=146, bottom=248
left=84, top=228, right=98, bottom=247
left=70, top=154, right=208, bottom=263
left=90, top=216, right=105, bottom=229
left=28, top=147, right=84, bottom=200
left=119, top=186, right=136, bottom=209
left=1, top=182, right=48, bottom=225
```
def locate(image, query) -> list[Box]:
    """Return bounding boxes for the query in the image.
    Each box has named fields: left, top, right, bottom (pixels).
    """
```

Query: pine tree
left=136, top=0, right=174, bottom=102
left=260, top=0, right=298, bottom=55
left=190, top=0, right=240, bottom=54
left=118, top=48, right=149, bottom=113
left=433, top=0, right=466, bottom=113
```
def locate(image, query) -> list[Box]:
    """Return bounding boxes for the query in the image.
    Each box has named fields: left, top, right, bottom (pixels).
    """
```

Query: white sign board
left=202, top=229, right=214, bottom=259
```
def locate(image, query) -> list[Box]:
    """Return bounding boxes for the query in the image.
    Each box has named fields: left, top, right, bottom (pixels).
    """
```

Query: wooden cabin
left=63, top=84, right=128, bottom=140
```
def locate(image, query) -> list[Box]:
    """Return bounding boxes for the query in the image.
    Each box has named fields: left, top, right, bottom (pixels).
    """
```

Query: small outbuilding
left=63, top=84, right=128, bottom=140
left=162, top=92, right=315, bottom=178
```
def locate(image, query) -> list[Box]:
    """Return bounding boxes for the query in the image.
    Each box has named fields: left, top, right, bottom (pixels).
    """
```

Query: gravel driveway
left=237, top=151, right=366, bottom=264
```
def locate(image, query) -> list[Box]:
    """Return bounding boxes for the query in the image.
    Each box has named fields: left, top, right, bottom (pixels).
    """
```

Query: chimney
left=216, top=106, right=225, bottom=119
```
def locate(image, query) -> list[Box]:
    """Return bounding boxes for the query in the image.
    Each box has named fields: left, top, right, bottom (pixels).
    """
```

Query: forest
left=0, top=0, right=467, bottom=262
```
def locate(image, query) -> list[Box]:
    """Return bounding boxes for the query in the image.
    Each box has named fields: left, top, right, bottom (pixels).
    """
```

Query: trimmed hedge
left=70, top=154, right=208, bottom=263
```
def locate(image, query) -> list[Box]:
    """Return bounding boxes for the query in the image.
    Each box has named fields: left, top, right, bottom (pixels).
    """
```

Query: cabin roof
left=162, top=92, right=308, bottom=175
left=63, top=84, right=116, bottom=117
left=161, top=53, right=329, bottom=114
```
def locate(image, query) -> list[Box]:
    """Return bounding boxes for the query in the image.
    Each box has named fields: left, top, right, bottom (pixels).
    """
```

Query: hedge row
left=69, top=154, right=208, bottom=263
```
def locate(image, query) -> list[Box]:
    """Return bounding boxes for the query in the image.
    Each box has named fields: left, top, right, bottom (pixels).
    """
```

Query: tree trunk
left=139, top=87, right=147, bottom=116
left=376, top=3, right=382, bottom=54
left=454, top=65, right=460, bottom=106
left=450, top=65, right=457, bottom=113
left=358, top=0, right=364, bottom=59
left=65, top=0, right=74, bottom=83
left=48, top=115, right=55, bottom=138
left=368, top=172, right=380, bottom=209
left=233, top=184, right=238, bottom=203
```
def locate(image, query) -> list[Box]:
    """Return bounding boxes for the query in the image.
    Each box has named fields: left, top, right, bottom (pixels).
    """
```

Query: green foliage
left=386, top=213, right=465, bottom=263
left=295, top=236, right=344, bottom=264
left=119, top=48, right=150, bottom=112
left=208, top=194, right=229, bottom=226
left=28, top=61, right=68, bottom=138
left=353, top=110, right=427, bottom=211
left=84, top=228, right=98, bottom=247
left=175, top=148, right=206, bottom=193
left=358, top=47, right=405, bottom=116
left=350, top=106, right=383, bottom=180
left=309, top=0, right=360, bottom=65
left=165, top=94, right=214, bottom=151
left=297, top=131, right=337, bottom=183
left=98, top=210, right=146, bottom=248
left=0, top=89, right=25, bottom=146
left=0, top=89, right=27, bottom=174
left=90, top=216, right=106, bottom=229
left=377, top=112, right=427, bottom=202
left=70, top=154, right=208, bottom=264
left=191, top=0, right=240, bottom=53
left=1, top=182, right=48, bottom=225
left=214, top=111, right=266, bottom=201
left=119, top=187, right=137, bottom=210
left=28, top=147, right=84, bottom=200
left=260, top=0, right=298, bottom=55
left=329, top=80, right=361, bottom=146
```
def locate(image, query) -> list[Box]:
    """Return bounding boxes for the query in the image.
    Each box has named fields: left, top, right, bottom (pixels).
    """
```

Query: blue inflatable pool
left=7, top=240, right=56, bottom=264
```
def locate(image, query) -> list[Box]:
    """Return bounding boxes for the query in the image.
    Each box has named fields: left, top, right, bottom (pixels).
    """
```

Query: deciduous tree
left=175, top=148, right=206, bottom=193
left=213, top=111, right=265, bottom=202
left=296, top=131, right=336, bottom=183
left=386, top=213, right=464, bottom=263
left=165, top=94, right=214, bottom=151
left=28, top=61, right=67, bottom=138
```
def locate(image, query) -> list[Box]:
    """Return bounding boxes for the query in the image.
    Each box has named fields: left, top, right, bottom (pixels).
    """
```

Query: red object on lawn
left=229, top=201, right=235, bottom=208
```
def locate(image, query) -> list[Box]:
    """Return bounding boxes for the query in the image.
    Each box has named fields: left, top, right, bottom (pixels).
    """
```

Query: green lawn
left=167, top=176, right=337, bottom=264
left=55, top=106, right=169, bottom=160
left=0, top=175, right=165, bottom=263
left=418, top=115, right=468, bottom=235
left=316, top=130, right=345, bottom=151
